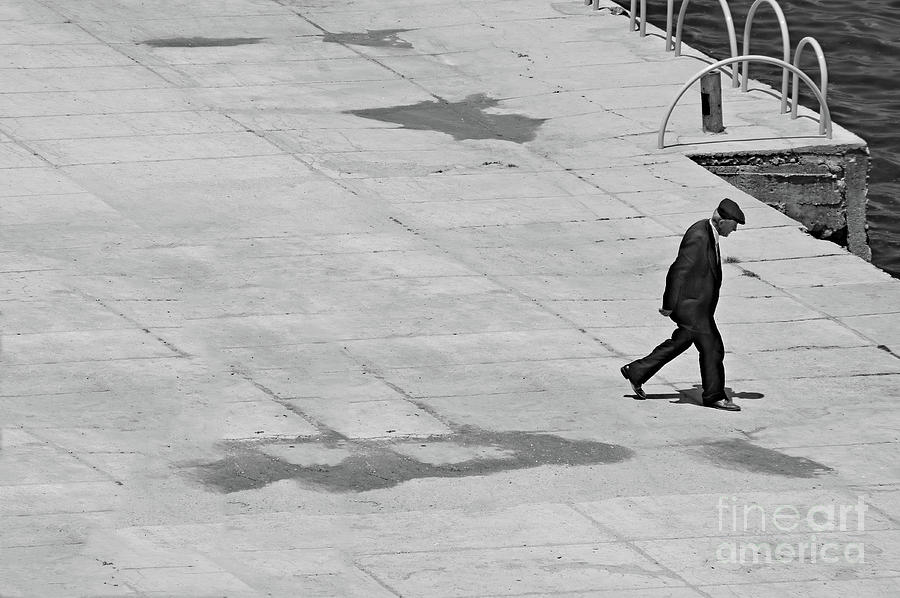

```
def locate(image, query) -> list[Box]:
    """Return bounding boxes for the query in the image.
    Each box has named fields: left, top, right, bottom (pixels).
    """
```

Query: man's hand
left=659, top=309, right=672, bottom=317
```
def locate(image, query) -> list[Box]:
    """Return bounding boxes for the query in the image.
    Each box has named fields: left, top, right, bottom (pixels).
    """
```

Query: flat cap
left=717, top=198, right=745, bottom=224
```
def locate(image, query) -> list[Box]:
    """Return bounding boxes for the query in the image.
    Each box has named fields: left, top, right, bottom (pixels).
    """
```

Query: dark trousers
left=627, top=324, right=726, bottom=404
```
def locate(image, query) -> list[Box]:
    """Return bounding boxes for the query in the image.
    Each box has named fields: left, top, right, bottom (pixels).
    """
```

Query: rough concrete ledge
left=690, top=144, right=871, bottom=260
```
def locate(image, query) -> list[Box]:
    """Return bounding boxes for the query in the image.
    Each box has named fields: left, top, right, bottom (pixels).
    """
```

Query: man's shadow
left=626, top=384, right=764, bottom=405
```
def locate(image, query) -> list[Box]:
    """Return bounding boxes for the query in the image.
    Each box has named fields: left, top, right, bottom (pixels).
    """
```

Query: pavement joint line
left=339, top=346, right=462, bottom=431
left=229, top=365, right=335, bottom=438
left=144, top=55, right=384, bottom=67
left=0, top=63, right=181, bottom=71
left=34, top=10, right=189, bottom=91
left=0, top=108, right=209, bottom=116
left=0, top=390, right=112, bottom=399
left=0, top=192, right=95, bottom=199
left=5, top=355, right=188, bottom=366
left=569, top=503, right=717, bottom=598
left=48, top=153, right=291, bottom=168
left=186, top=76, right=407, bottom=87
left=615, top=439, right=875, bottom=451
left=345, top=356, right=618, bottom=371
left=348, top=170, right=576, bottom=180
left=0, top=478, right=123, bottom=488
left=767, top=441, right=900, bottom=450
left=353, top=538, right=651, bottom=557
left=75, top=293, right=191, bottom=357
left=351, top=525, right=900, bottom=551
left=391, top=196, right=610, bottom=204
left=1, top=542, right=86, bottom=550
left=748, top=343, right=873, bottom=352
left=419, top=390, right=552, bottom=400
left=350, top=559, right=404, bottom=597
left=587, top=316, right=834, bottom=327
left=457, top=590, right=690, bottom=598
left=740, top=253, right=868, bottom=264
left=177, top=327, right=604, bottom=348
left=447, top=218, right=651, bottom=231
left=181, top=309, right=588, bottom=323
left=3, top=509, right=116, bottom=517
left=333, top=327, right=602, bottom=341
left=55, top=152, right=291, bottom=167
left=6, top=327, right=175, bottom=337
left=0, top=82, right=184, bottom=93
left=692, top=574, right=900, bottom=588
left=5, top=131, right=266, bottom=143
left=103, top=299, right=181, bottom=303
left=244, top=248, right=441, bottom=259
left=756, top=278, right=900, bottom=359
left=113, top=564, right=219, bottom=571
left=679, top=371, right=900, bottom=383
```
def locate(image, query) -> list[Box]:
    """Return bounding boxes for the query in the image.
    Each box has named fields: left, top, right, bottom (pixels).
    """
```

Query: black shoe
left=620, top=365, right=647, bottom=400
left=707, top=398, right=741, bottom=411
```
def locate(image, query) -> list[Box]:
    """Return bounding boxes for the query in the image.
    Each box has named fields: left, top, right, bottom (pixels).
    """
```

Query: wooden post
left=700, top=72, right=725, bottom=133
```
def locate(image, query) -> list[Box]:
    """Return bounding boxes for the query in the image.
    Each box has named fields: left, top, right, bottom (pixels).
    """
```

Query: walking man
left=620, top=198, right=745, bottom=411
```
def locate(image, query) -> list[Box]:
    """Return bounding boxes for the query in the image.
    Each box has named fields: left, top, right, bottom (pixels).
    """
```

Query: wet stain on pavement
left=346, top=94, right=547, bottom=143
left=322, top=29, right=412, bottom=49
left=188, top=427, right=633, bottom=493
left=141, top=37, right=265, bottom=47
left=699, top=439, right=833, bottom=478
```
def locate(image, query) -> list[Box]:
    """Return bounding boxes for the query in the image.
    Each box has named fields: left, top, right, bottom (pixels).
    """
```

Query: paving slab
left=702, top=579, right=900, bottom=598
left=0, top=481, right=123, bottom=517
left=81, top=15, right=323, bottom=44
left=284, top=397, right=451, bottom=439
left=211, top=548, right=399, bottom=597
left=577, top=490, right=897, bottom=541
left=741, top=254, right=896, bottom=288
left=356, top=543, right=686, bottom=596
left=0, top=88, right=200, bottom=118
left=838, top=314, right=900, bottom=350
left=635, top=530, right=900, bottom=586
left=0, top=167, right=87, bottom=196
left=345, top=170, right=598, bottom=201
left=32, top=131, right=284, bottom=166
left=49, top=0, right=292, bottom=21
left=344, top=328, right=612, bottom=368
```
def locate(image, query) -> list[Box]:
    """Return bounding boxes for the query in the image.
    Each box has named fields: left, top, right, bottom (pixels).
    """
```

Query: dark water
left=621, top=0, right=900, bottom=277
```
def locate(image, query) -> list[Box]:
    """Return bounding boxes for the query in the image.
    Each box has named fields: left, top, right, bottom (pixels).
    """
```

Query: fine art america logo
left=716, top=496, right=867, bottom=564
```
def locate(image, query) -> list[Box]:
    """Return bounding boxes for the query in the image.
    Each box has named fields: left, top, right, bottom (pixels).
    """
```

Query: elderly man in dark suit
left=621, top=198, right=745, bottom=411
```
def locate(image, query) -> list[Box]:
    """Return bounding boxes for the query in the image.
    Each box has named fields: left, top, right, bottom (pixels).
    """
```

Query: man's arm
left=662, top=226, right=705, bottom=313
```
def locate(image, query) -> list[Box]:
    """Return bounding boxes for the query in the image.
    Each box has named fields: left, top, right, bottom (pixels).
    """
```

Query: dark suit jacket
left=662, top=219, right=722, bottom=333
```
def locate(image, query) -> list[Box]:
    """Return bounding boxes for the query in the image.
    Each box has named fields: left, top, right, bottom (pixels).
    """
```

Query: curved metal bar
left=658, top=55, right=832, bottom=149
left=742, top=0, right=791, bottom=113
left=791, top=36, right=828, bottom=119
left=674, top=0, right=740, bottom=87
left=628, top=0, right=649, bottom=36
left=666, top=0, right=675, bottom=50
left=640, top=0, right=647, bottom=36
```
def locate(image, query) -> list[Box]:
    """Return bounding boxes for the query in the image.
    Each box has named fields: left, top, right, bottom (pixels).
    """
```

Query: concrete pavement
left=2, top=0, right=900, bottom=596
